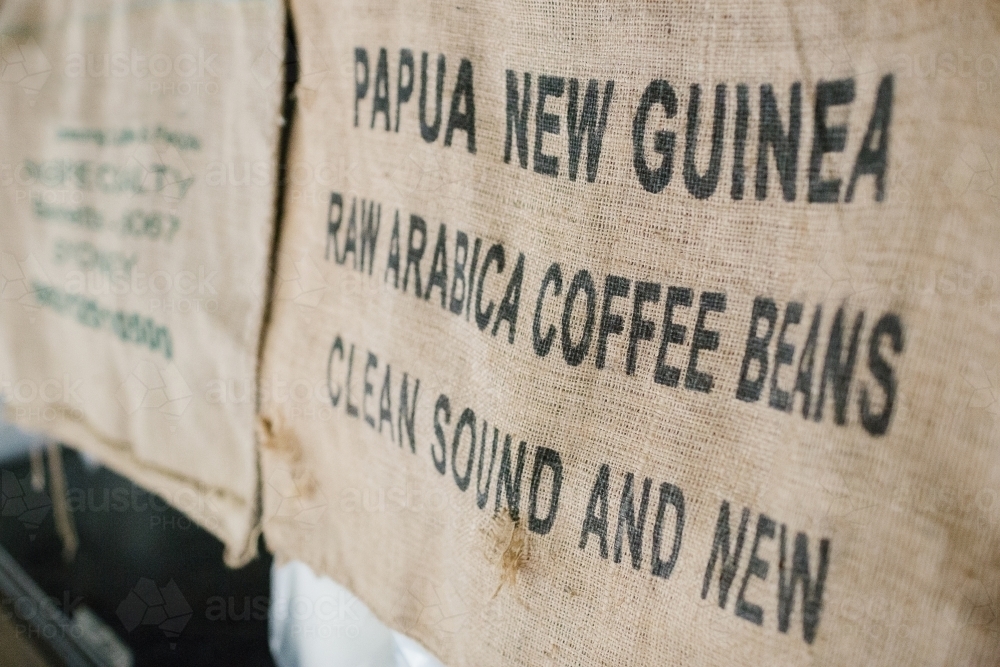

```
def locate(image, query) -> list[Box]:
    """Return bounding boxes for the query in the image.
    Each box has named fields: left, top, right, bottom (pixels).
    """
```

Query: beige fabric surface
left=285, top=0, right=995, bottom=662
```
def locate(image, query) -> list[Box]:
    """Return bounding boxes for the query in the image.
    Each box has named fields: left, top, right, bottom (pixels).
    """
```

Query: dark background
left=1, top=449, right=275, bottom=667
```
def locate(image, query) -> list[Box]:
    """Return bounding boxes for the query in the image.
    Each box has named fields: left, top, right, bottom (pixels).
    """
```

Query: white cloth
left=270, top=560, right=445, bottom=667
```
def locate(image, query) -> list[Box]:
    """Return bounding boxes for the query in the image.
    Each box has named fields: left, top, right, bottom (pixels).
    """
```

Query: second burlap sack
left=0, top=0, right=286, bottom=563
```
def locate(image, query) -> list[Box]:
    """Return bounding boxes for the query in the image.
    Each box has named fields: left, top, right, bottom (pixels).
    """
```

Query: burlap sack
left=260, top=0, right=1000, bottom=662
left=0, top=0, right=285, bottom=564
